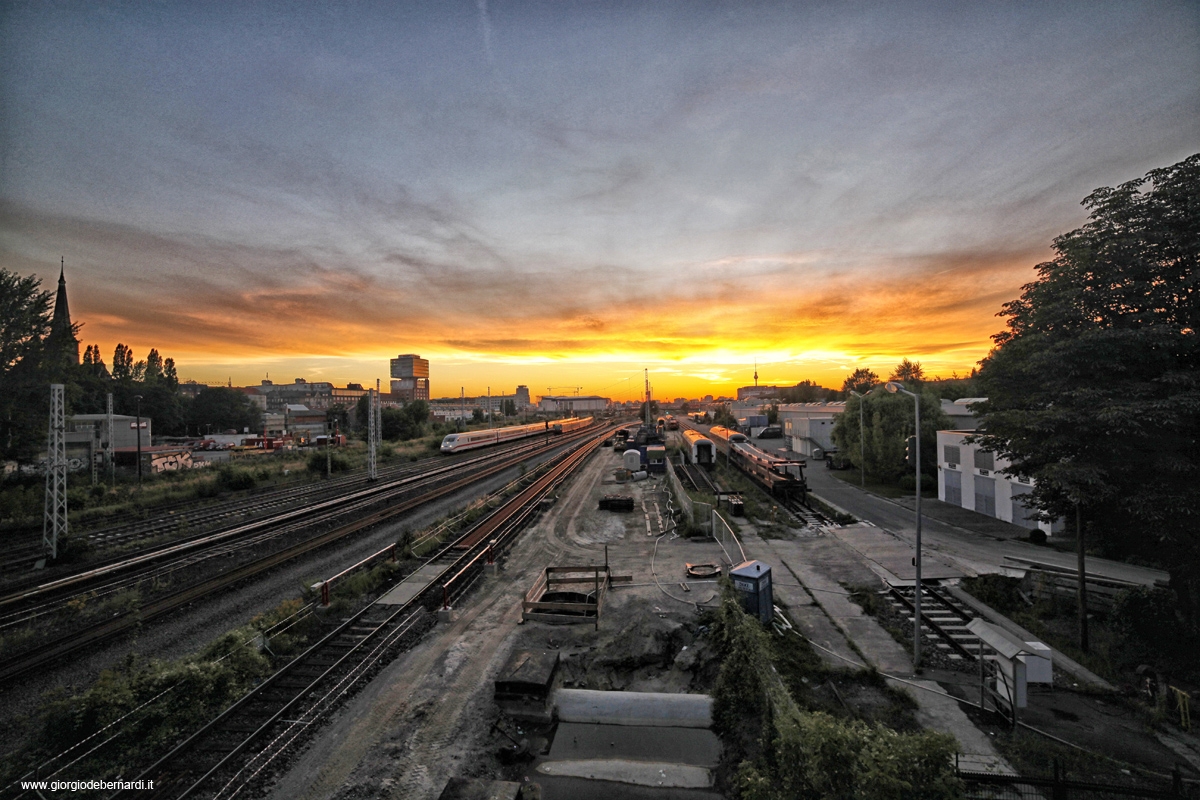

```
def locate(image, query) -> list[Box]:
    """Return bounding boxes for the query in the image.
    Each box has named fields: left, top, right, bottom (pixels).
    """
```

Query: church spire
left=48, top=257, right=79, bottom=365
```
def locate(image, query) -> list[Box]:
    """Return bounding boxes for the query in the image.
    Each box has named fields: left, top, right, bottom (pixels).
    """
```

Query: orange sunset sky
left=3, top=2, right=1197, bottom=400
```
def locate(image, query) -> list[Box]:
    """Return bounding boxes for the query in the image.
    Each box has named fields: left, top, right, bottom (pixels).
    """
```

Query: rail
left=105, top=426, right=612, bottom=800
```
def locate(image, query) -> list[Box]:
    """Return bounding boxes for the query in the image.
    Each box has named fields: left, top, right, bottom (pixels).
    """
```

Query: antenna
left=754, top=358, right=759, bottom=387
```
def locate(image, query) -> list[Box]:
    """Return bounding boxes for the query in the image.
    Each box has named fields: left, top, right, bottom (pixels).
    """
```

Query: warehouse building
left=937, top=431, right=1061, bottom=535
left=537, top=395, right=609, bottom=413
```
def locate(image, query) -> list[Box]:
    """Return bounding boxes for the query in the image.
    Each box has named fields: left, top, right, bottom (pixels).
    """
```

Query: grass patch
left=988, top=727, right=1179, bottom=791
left=829, top=468, right=937, bottom=499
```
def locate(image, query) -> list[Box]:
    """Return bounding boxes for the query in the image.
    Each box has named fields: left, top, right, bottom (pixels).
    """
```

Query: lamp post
left=848, top=389, right=867, bottom=487
left=134, top=394, right=143, bottom=486
left=885, top=381, right=923, bottom=671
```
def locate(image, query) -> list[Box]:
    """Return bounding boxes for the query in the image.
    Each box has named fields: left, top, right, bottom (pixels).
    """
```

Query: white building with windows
left=937, top=430, right=1061, bottom=535
left=538, top=395, right=609, bottom=413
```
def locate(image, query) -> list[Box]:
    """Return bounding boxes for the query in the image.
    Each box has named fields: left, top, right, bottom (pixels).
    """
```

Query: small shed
left=730, top=560, right=774, bottom=624
left=967, top=618, right=1034, bottom=711
left=645, top=444, right=667, bottom=473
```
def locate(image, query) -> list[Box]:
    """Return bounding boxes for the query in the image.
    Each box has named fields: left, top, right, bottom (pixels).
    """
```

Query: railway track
left=678, top=461, right=717, bottom=494
left=91, top=427, right=608, bottom=800
left=0, top=429, right=600, bottom=685
left=1, top=451, right=497, bottom=580
left=886, top=582, right=982, bottom=663
left=781, top=495, right=830, bottom=527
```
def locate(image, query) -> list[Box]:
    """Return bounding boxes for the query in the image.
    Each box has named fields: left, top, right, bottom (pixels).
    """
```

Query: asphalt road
left=780, top=442, right=1168, bottom=587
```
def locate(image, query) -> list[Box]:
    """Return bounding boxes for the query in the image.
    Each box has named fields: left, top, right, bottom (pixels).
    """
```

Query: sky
left=2, top=1, right=1198, bottom=402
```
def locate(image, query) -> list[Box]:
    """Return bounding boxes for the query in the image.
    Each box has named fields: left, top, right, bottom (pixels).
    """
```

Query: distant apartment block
left=390, top=354, right=430, bottom=401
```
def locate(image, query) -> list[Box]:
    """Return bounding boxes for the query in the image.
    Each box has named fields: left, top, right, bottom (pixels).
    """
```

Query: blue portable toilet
left=730, top=560, right=774, bottom=624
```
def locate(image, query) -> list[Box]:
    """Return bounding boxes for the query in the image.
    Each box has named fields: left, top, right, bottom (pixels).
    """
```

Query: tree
left=143, top=348, right=164, bottom=383
left=832, top=391, right=948, bottom=483
left=0, top=270, right=52, bottom=376
left=889, top=358, right=925, bottom=384
left=502, top=398, right=516, bottom=417
left=382, top=401, right=429, bottom=441
left=974, top=153, right=1200, bottom=623
left=111, top=344, right=133, bottom=382
left=841, top=368, right=879, bottom=396
left=711, top=404, right=737, bottom=428
left=0, top=269, right=54, bottom=460
left=761, top=402, right=780, bottom=424
left=187, top=387, right=262, bottom=434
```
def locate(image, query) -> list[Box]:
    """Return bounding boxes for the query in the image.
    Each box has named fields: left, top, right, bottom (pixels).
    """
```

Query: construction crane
left=547, top=386, right=582, bottom=395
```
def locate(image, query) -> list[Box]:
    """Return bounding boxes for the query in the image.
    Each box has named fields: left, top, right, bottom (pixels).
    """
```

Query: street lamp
left=134, top=394, right=143, bottom=486
left=847, top=389, right=868, bottom=488
left=885, top=380, right=923, bottom=671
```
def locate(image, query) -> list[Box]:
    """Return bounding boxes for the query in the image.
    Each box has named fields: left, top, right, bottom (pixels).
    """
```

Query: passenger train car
left=440, top=417, right=592, bottom=454
left=682, top=429, right=716, bottom=467
left=708, top=426, right=806, bottom=499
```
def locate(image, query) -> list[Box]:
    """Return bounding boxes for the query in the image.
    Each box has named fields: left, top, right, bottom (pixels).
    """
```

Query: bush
left=897, top=473, right=936, bottom=492
left=711, top=583, right=960, bottom=800
left=1110, top=586, right=1196, bottom=675
left=306, top=450, right=350, bottom=474
left=217, top=466, right=257, bottom=491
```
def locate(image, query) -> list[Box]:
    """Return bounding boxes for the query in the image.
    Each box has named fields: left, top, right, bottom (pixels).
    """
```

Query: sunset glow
left=2, top=2, right=1197, bottom=399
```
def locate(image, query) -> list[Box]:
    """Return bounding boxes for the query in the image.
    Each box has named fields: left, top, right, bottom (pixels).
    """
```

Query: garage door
left=944, top=469, right=962, bottom=506
left=1010, top=484, right=1039, bottom=529
left=974, top=477, right=996, bottom=518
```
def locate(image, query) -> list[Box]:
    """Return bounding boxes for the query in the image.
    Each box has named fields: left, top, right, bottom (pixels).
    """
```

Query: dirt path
left=268, top=448, right=615, bottom=800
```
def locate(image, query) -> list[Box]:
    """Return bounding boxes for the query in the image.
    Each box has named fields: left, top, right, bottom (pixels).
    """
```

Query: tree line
left=0, top=272, right=263, bottom=461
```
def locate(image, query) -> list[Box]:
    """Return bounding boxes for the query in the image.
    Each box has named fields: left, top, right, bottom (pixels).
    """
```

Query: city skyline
left=2, top=2, right=1197, bottom=399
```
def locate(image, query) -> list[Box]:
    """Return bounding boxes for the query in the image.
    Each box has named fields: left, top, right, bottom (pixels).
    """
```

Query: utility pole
left=460, top=386, right=465, bottom=431
left=367, top=388, right=378, bottom=481
left=488, top=386, right=492, bottom=429
left=134, top=394, right=144, bottom=486
left=375, top=379, right=382, bottom=448
left=326, top=418, right=332, bottom=478
left=1077, top=504, right=1089, bottom=652
left=106, top=392, right=114, bottom=487
left=43, top=384, right=68, bottom=560
left=644, top=369, right=651, bottom=427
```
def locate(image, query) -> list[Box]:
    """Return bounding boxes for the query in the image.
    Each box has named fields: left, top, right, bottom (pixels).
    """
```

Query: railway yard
left=2, top=419, right=1199, bottom=799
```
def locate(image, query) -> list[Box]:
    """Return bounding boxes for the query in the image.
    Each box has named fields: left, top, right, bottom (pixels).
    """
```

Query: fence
left=665, top=458, right=694, bottom=526
left=711, top=508, right=746, bottom=565
left=957, top=759, right=1195, bottom=800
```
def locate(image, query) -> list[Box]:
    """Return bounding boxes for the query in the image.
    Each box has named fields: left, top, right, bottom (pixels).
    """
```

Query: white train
left=682, top=429, right=716, bottom=466
left=439, top=417, right=592, bottom=454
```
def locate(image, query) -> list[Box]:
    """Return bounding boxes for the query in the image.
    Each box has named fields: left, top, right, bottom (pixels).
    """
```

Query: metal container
left=730, top=560, right=773, bottom=624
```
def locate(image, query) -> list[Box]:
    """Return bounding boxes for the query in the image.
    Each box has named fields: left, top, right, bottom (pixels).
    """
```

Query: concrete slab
left=555, top=689, right=712, bottom=728
left=536, top=759, right=712, bottom=789
left=376, top=562, right=448, bottom=605
left=831, top=525, right=963, bottom=582
left=549, top=723, right=721, bottom=768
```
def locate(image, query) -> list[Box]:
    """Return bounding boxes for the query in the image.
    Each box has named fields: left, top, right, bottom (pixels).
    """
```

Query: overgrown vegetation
left=709, top=584, right=960, bottom=799
left=960, top=575, right=1200, bottom=685
left=0, top=552, right=413, bottom=791
left=0, top=598, right=316, bottom=791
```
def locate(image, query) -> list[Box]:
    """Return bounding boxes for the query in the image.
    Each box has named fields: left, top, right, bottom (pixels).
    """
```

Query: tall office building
left=515, top=385, right=531, bottom=410
left=390, top=354, right=430, bottom=401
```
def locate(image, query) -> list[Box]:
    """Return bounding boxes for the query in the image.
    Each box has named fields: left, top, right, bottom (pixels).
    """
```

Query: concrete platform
left=376, top=562, right=448, bottom=605
left=831, top=524, right=963, bottom=582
